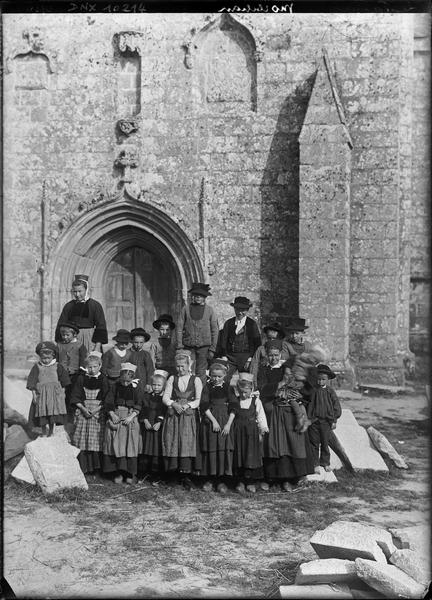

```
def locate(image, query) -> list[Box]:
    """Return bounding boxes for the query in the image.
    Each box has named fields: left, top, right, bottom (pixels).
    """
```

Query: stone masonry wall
left=3, top=13, right=426, bottom=383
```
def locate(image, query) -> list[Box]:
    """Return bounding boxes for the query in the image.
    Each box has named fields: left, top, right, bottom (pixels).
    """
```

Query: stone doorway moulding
left=43, top=201, right=205, bottom=340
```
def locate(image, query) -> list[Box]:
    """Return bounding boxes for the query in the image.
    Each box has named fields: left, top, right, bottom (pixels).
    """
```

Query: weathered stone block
left=366, top=426, right=408, bottom=469
left=4, top=424, right=32, bottom=461
left=24, top=436, right=87, bottom=495
left=279, top=584, right=353, bottom=598
left=310, top=521, right=395, bottom=563
left=295, top=559, right=358, bottom=585
left=354, top=558, right=427, bottom=599
left=329, top=410, right=389, bottom=472
left=389, top=525, right=430, bottom=557
left=389, top=549, right=430, bottom=587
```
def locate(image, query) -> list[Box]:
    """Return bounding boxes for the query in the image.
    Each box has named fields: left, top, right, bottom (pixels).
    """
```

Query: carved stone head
left=24, top=28, right=44, bottom=52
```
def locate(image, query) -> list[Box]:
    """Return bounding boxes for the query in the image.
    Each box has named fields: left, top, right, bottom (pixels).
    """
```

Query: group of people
left=26, top=275, right=342, bottom=492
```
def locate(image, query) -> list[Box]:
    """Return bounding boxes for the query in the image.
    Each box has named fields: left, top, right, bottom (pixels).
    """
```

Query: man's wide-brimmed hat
left=263, top=321, right=285, bottom=338
left=58, top=321, right=80, bottom=334
left=230, top=296, right=252, bottom=309
left=285, top=317, right=309, bottom=332
left=72, top=274, right=89, bottom=287
left=188, top=282, right=212, bottom=297
left=36, top=341, right=58, bottom=356
left=130, top=327, right=151, bottom=342
left=153, top=314, right=176, bottom=330
left=112, top=329, right=131, bottom=343
left=316, top=364, right=336, bottom=379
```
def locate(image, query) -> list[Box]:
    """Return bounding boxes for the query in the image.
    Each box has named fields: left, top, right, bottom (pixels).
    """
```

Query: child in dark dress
left=26, top=341, right=70, bottom=437
left=103, top=362, right=143, bottom=484
left=232, top=373, right=269, bottom=494
left=139, top=370, right=168, bottom=480
left=70, top=352, right=110, bottom=474
left=57, top=321, right=88, bottom=433
left=199, top=359, right=238, bottom=493
left=307, top=364, right=342, bottom=473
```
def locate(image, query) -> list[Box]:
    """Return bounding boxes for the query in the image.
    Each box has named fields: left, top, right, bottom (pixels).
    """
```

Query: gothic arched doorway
left=105, top=245, right=180, bottom=339
left=45, top=201, right=205, bottom=342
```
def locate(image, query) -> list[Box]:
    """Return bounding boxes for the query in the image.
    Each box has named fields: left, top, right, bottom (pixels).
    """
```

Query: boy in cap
left=55, top=274, right=108, bottom=353
left=151, top=314, right=177, bottom=375
left=176, top=282, right=219, bottom=383
left=216, top=296, right=262, bottom=383
left=101, top=329, right=132, bottom=387
left=307, top=364, right=341, bottom=473
left=130, top=327, right=154, bottom=393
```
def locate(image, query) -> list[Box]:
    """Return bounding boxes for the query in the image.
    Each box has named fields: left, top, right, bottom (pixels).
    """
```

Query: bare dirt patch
left=4, top=393, right=429, bottom=598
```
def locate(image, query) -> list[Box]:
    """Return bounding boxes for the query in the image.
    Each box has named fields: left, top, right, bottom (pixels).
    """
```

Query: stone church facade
left=3, top=12, right=430, bottom=386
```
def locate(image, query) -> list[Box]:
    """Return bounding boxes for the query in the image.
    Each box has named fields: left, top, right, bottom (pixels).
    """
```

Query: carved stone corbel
left=117, top=117, right=139, bottom=136
left=6, top=27, right=58, bottom=74
left=115, top=30, right=146, bottom=55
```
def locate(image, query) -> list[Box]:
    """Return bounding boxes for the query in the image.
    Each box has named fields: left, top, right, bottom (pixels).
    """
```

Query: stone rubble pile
left=280, top=520, right=430, bottom=599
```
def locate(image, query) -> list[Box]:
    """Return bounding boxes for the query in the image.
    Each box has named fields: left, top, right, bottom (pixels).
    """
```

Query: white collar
left=39, top=358, right=57, bottom=367
left=114, top=347, right=128, bottom=356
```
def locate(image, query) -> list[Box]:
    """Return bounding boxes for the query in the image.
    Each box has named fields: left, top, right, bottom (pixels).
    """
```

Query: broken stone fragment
left=389, top=549, right=430, bottom=587
left=294, top=558, right=358, bottom=585
left=354, top=558, right=427, bottom=599
left=310, top=521, right=396, bottom=563
left=366, top=426, right=408, bottom=469
left=329, top=410, right=388, bottom=472
left=279, top=583, right=353, bottom=598
left=305, top=466, right=338, bottom=484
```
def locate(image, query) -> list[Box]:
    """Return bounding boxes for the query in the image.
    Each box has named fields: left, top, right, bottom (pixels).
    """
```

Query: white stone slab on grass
left=355, top=558, right=427, bottom=599
left=331, top=410, right=388, bottom=472
left=279, top=583, right=353, bottom=598
left=306, top=466, right=338, bottom=484
left=310, top=521, right=396, bottom=564
left=24, top=436, right=87, bottom=495
left=330, top=448, right=344, bottom=470
left=295, top=558, right=358, bottom=585
left=12, top=442, right=80, bottom=486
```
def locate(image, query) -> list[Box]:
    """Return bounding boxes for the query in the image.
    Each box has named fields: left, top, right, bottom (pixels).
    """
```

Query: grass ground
left=3, top=393, right=429, bottom=598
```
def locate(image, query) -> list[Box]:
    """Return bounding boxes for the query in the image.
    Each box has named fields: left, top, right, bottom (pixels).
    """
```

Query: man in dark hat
left=55, top=274, right=108, bottom=354
left=216, top=296, right=262, bottom=383
left=176, top=282, right=219, bottom=383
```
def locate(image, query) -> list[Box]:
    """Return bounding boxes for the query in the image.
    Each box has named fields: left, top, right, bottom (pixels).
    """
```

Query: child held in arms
left=307, top=364, right=341, bottom=473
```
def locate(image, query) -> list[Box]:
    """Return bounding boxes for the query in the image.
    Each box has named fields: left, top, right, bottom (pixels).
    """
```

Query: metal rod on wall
left=38, top=180, right=47, bottom=340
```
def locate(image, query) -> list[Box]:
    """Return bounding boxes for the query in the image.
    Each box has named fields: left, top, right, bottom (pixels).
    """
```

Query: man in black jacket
left=216, top=296, right=262, bottom=383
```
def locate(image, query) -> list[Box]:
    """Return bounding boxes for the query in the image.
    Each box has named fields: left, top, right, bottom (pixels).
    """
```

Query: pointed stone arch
left=43, top=201, right=205, bottom=339
left=184, top=14, right=261, bottom=112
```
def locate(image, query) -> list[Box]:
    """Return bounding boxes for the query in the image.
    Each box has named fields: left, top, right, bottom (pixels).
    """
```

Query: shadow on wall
left=259, top=72, right=316, bottom=327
